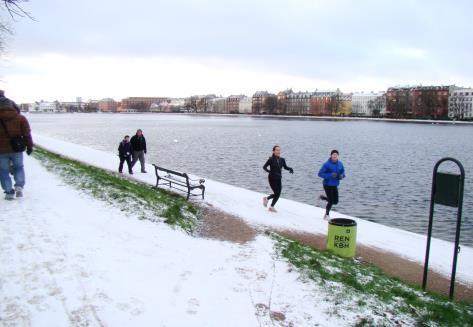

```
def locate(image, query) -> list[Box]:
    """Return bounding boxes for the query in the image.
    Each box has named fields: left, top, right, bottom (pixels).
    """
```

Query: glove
left=337, top=175, right=345, bottom=180
left=144, top=150, right=147, bottom=154
left=289, top=168, right=294, bottom=174
left=26, top=148, right=33, bottom=156
left=331, top=172, right=338, bottom=178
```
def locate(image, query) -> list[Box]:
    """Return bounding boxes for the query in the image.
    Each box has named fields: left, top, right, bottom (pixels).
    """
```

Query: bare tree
left=329, top=93, right=341, bottom=116
left=2, top=0, right=33, bottom=20
left=1, top=1, right=33, bottom=53
left=368, top=96, right=385, bottom=117
left=450, top=95, right=466, bottom=120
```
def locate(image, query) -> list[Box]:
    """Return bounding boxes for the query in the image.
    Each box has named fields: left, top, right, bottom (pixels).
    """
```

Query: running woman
left=262, top=145, right=294, bottom=212
left=318, top=149, right=345, bottom=220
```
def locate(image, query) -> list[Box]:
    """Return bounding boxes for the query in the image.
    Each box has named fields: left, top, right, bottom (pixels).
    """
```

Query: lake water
left=27, top=113, right=473, bottom=247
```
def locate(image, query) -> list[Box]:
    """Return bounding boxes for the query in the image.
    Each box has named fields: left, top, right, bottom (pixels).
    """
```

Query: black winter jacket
left=263, top=155, right=293, bottom=178
left=118, top=141, right=132, bottom=158
left=130, top=135, right=147, bottom=153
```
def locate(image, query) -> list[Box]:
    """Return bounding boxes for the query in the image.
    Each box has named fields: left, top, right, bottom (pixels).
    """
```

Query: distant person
left=118, top=135, right=133, bottom=175
left=262, top=145, right=294, bottom=212
left=0, top=91, right=33, bottom=200
left=318, top=149, right=345, bottom=220
left=130, top=129, right=147, bottom=173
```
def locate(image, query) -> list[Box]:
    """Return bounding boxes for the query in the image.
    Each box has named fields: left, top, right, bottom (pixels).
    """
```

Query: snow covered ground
left=1, top=155, right=360, bottom=326
left=31, top=133, right=473, bottom=286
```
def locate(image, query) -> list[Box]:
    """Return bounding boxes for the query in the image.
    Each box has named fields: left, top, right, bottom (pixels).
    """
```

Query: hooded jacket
left=0, top=107, right=33, bottom=154
left=318, top=158, right=345, bottom=187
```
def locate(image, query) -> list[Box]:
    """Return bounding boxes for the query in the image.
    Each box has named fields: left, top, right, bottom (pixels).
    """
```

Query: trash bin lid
left=329, top=218, right=357, bottom=227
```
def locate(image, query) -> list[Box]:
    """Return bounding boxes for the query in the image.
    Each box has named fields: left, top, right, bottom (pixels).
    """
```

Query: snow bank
left=32, top=133, right=473, bottom=285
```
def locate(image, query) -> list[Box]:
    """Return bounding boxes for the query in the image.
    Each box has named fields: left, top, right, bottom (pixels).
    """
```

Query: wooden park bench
left=152, top=165, right=205, bottom=200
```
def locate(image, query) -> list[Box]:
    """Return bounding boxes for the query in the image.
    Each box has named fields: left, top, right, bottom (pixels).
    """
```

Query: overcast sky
left=0, top=0, right=472, bottom=102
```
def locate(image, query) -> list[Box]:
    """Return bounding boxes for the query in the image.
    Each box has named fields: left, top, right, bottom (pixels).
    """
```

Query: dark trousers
left=119, top=156, right=132, bottom=173
left=323, top=185, right=339, bottom=215
left=267, top=176, right=282, bottom=207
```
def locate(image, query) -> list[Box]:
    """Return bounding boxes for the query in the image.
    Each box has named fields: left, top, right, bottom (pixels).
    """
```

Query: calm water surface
left=28, top=113, right=473, bottom=247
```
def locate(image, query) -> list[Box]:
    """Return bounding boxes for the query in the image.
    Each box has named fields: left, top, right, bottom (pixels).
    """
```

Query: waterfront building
left=207, top=97, right=226, bottom=113
left=121, top=97, right=168, bottom=112
left=449, top=88, right=473, bottom=120
left=238, top=96, right=252, bottom=114
left=352, top=92, right=386, bottom=116
left=33, top=101, right=59, bottom=113
left=150, top=98, right=186, bottom=112
left=185, top=95, right=216, bottom=112
left=98, top=98, right=119, bottom=112
left=276, top=89, right=293, bottom=115
left=336, top=93, right=353, bottom=116
left=386, top=87, right=412, bottom=118
left=410, top=86, right=450, bottom=119
left=286, top=91, right=312, bottom=115
left=225, top=95, right=246, bottom=114
left=309, top=90, right=338, bottom=116
left=386, top=86, right=451, bottom=119
left=251, top=91, right=277, bottom=115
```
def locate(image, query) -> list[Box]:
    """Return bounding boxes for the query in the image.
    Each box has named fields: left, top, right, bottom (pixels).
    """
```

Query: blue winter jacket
left=318, top=159, right=346, bottom=187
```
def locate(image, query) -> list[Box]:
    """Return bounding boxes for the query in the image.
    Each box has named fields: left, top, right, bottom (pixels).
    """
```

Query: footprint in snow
left=186, top=298, right=200, bottom=315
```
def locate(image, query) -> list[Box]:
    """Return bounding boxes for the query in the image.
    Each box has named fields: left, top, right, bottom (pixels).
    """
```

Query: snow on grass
left=273, top=234, right=473, bottom=326
left=31, top=133, right=473, bottom=286
left=33, top=146, right=198, bottom=232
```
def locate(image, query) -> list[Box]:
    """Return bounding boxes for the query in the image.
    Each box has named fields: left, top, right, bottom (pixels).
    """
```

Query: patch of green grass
left=272, top=233, right=473, bottom=326
left=33, top=146, right=198, bottom=232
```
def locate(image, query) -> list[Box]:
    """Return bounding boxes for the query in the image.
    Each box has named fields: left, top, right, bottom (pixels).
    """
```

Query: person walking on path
left=262, top=145, right=294, bottom=213
left=130, top=129, right=147, bottom=173
left=118, top=135, right=133, bottom=175
left=318, top=149, right=345, bottom=220
left=0, top=91, right=33, bottom=200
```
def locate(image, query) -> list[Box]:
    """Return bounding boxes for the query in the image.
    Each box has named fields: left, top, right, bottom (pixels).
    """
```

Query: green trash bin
left=326, top=218, right=357, bottom=258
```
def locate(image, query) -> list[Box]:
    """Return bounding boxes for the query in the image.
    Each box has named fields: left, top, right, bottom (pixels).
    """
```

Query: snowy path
left=0, top=156, right=349, bottom=326
left=32, top=134, right=473, bottom=286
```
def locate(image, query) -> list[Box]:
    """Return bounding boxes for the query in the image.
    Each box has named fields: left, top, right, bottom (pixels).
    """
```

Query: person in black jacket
left=262, top=145, right=293, bottom=212
left=130, top=129, right=147, bottom=173
left=118, top=135, right=133, bottom=174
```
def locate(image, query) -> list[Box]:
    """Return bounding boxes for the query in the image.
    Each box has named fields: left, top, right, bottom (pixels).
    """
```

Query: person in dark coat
left=130, top=129, right=147, bottom=173
left=0, top=90, right=33, bottom=200
left=318, top=149, right=346, bottom=220
left=118, top=135, right=133, bottom=174
left=262, top=145, right=294, bottom=212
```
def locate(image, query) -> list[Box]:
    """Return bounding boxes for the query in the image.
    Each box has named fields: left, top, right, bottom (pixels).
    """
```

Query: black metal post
left=422, top=163, right=438, bottom=290
left=422, top=158, right=465, bottom=300
left=449, top=159, right=465, bottom=299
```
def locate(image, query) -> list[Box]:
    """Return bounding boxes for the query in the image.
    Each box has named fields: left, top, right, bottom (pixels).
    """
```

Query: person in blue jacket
left=318, top=149, right=345, bottom=220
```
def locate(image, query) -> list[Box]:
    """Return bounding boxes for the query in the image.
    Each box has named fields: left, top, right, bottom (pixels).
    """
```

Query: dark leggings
left=119, top=156, right=132, bottom=173
left=323, top=185, right=339, bottom=215
left=267, top=176, right=282, bottom=207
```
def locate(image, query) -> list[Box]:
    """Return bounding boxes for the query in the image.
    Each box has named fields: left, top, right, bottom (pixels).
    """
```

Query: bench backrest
left=153, top=164, right=189, bottom=180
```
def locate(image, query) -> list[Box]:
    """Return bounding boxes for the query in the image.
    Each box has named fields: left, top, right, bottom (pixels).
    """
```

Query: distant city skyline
left=1, top=0, right=472, bottom=103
